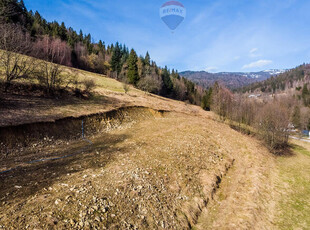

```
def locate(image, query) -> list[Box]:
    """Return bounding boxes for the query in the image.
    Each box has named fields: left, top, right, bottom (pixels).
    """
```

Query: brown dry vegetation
left=0, top=66, right=309, bottom=229
left=0, top=105, right=276, bottom=229
left=0, top=67, right=201, bottom=127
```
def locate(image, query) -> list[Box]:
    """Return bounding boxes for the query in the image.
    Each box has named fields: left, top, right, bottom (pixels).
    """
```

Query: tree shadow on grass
left=272, top=144, right=296, bottom=157
left=290, top=144, right=310, bottom=157
left=0, top=93, right=125, bottom=127
left=0, top=132, right=131, bottom=203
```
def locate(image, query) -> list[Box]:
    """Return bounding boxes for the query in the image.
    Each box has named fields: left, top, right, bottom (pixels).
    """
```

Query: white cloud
left=191, top=12, right=207, bottom=25
left=249, top=48, right=261, bottom=57
left=242, top=60, right=273, bottom=69
left=250, top=48, right=258, bottom=54
left=205, top=66, right=218, bottom=72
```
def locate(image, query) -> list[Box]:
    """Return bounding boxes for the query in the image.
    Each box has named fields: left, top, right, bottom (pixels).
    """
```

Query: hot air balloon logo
left=160, top=1, right=186, bottom=31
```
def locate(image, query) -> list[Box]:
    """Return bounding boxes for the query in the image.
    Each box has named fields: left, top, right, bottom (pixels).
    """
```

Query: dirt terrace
left=0, top=104, right=279, bottom=229
left=0, top=74, right=202, bottom=128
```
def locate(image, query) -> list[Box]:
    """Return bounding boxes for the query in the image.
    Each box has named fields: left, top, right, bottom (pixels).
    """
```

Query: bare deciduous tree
left=211, top=84, right=233, bottom=120
left=33, top=36, right=71, bottom=93
left=36, top=62, right=64, bottom=93
left=0, top=23, right=35, bottom=90
left=256, top=102, right=290, bottom=151
left=33, top=36, right=71, bottom=66
left=172, top=77, right=187, bottom=100
left=137, top=74, right=162, bottom=94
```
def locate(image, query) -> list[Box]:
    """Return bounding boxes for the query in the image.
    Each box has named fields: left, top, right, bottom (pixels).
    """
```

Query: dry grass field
left=0, top=65, right=200, bottom=127
left=0, top=65, right=309, bottom=229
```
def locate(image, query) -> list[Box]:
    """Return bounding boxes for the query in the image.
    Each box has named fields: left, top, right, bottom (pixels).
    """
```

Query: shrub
left=82, top=79, right=96, bottom=94
left=137, top=74, right=162, bottom=94
left=256, top=102, right=290, bottom=152
left=123, top=83, right=130, bottom=94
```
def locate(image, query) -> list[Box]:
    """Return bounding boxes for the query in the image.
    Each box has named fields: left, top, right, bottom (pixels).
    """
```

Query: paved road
left=290, top=136, right=310, bottom=143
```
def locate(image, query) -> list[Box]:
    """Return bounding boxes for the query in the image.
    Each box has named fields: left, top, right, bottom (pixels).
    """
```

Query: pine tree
left=51, top=21, right=60, bottom=37
left=19, top=0, right=26, bottom=12
left=98, top=40, right=104, bottom=50
left=110, top=42, right=122, bottom=74
left=59, top=22, right=67, bottom=41
left=213, top=81, right=220, bottom=94
left=120, top=45, right=129, bottom=65
left=127, top=49, right=139, bottom=85
left=302, top=84, right=310, bottom=106
left=161, top=66, right=173, bottom=95
left=0, top=0, right=23, bottom=22
left=144, top=51, right=150, bottom=66
left=84, top=33, right=93, bottom=53
left=78, top=29, right=83, bottom=41
left=34, top=11, right=41, bottom=22
left=201, top=88, right=213, bottom=111
left=67, top=27, right=78, bottom=48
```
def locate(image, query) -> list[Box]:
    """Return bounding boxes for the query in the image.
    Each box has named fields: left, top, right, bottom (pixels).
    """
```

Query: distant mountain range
left=238, top=64, right=310, bottom=93
left=180, top=69, right=286, bottom=89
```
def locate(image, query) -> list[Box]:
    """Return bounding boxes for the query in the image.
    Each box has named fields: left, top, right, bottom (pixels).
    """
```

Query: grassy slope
left=195, top=138, right=310, bottom=230
left=0, top=70, right=276, bottom=229
left=0, top=111, right=235, bottom=229
left=1, top=56, right=310, bottom=228
left=275, top=140, right=310, bottom=229
left=0, top=61, right=203, bottom=127
left=194, top=130, right=276, bottom=229
left=0, top=106, right=283, bottom=229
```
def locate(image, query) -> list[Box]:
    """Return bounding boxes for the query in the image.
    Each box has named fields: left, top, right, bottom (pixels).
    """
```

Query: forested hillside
left=0, top=0, right=205, bottom=106
left=180, top=71, right=257, bottom=89
left=239, top=64, right=310, bottom=94
left=180, top=70, right=283, bottom=90
left=199, top=63, right=310, bottom=152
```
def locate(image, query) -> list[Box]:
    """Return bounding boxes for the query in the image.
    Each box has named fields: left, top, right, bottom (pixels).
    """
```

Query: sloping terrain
left=0, top=68, right=309, bottom=229
left=0, top=67, right=200, bottom=127
left=194, top=138, right=310, bottom=230
left=0, top=103, right=277, bottom=229
left=195, top=134, right=277, bottom=229
left=274, top=140, right=310, bottom=229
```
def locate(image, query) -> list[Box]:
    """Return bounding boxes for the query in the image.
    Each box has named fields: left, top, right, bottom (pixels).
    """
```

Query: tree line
left=204, top=82, right=310, bottom=153
left=0, top=0, right=205, bottom=105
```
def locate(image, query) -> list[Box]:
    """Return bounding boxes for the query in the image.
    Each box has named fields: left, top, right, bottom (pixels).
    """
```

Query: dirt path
left=195, top=137, right=310, bottom=230
left=194, top=132, right=277, bottom=229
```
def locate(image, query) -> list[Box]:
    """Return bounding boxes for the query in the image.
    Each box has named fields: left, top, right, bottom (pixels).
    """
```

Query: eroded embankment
left=0, top=110, right=238, bottom=229
left=182, top=159, right=235, bottom=228
left=0, top=106, right=166, bottom=156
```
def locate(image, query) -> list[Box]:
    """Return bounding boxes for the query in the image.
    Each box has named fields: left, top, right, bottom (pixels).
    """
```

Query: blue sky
left=24, top=0, right=310, bottom=72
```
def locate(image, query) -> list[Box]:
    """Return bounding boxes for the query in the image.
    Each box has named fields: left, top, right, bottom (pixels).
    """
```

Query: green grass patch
left=292, top=144, right=310, bottom=157
left=276, top=144, right=310, bottom=229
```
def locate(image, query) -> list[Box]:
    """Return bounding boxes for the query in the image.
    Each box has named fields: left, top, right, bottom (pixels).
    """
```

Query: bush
left=123, top=83, right=130, bottom=94
left=36, top=62, right=64, bottom=94
left=137, top=74, right=162, bottom=94
left=82, top=79, right=96, bottom=94
left=256, top=102, right=290, bottom=152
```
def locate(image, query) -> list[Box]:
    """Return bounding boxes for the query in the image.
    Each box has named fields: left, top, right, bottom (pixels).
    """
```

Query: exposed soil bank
left=0, top=106, right=167, bottom=156
left=183, top=159, right=235, bottom=228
